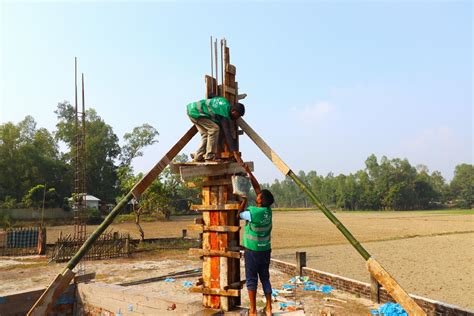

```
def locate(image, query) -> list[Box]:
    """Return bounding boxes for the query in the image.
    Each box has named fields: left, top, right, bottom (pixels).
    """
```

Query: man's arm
left=237, top=197, right=247, bottom=219
left=234, top=152, right=261, bottom=196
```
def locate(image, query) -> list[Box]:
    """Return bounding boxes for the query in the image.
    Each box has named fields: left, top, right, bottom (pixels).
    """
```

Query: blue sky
left=1, top=1, right=472, bottom=183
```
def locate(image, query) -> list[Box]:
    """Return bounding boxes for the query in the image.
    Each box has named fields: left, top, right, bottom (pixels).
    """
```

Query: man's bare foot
left=265, top=307, right=272, bottom=316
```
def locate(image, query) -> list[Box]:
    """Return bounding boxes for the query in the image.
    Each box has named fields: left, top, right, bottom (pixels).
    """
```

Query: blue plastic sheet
left=320, top=285, right=333, bottom=294
left=164, top=278, right=175, bottom=282
left=279, top=301, right=296, bottom=309
left=303, top=285, right=318, bottom=291
left=183, top=281, right=193, bottom=288
left=370, top=302, right=408, bottom=316
left=302, top=284, right=333, bottom=293
left=282, top=284, right=296, bottom=289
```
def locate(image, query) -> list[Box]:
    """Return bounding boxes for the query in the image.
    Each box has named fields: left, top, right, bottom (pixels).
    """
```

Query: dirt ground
left=2, top=210, right=473, bottom=310
left=0, top=252, right=376, bottom=315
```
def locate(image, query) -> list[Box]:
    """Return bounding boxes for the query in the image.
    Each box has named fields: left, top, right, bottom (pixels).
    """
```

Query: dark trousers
left=244, top=249, right=272, bottom=295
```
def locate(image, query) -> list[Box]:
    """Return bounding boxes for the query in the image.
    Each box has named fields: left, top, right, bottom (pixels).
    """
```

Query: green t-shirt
left=186, top=97, right=230, bottom=123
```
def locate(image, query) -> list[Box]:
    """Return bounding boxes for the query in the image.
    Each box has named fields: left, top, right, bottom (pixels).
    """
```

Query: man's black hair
left=231, top=103, right=245, bottom=117
left=208, top=93, right=218, bottom=99
left=260, top=189, right=274, bottom=207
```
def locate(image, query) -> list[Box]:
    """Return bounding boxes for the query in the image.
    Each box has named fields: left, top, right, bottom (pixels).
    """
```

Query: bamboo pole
left=237, top=118, right=426, bottom=316
left=28, top=126, right=198, bottom=315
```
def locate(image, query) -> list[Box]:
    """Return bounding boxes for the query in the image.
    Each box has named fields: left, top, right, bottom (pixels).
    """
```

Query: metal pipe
left=81, top=73, right=87, bottom=211
left=220, top=38, right=224, bottom=95
left=210, top=36, right=213, bottom=80
left=74, top=58, right=78, bottom=116
left=214, top=39, right=218, bottom=95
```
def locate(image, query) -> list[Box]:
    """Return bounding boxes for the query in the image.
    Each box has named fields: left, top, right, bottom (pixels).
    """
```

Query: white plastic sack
left=232, top=175, right=251, bottom=198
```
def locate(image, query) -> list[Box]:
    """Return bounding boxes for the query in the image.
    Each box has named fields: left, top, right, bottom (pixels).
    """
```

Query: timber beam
left=170, top=161, right=253, bottom=181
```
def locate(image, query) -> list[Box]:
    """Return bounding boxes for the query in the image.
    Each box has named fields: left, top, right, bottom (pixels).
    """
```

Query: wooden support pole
left=296, top=251, right=307, bottom=276
left=370, top=274, right=381, bottom=304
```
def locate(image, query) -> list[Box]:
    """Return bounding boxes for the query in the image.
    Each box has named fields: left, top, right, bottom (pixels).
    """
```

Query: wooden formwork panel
left=197, top=177, right=241, bottom=311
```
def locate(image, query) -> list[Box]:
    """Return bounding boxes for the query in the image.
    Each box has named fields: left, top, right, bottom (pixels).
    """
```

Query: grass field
left=2, top=209, right=473, bottom=310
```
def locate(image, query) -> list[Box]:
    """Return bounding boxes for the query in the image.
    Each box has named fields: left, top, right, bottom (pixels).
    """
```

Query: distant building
left=69, top=194, right=101, bottom=210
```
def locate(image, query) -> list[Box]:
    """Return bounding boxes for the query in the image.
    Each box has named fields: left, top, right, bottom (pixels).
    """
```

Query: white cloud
left=293, top=101, right=334, bottom=123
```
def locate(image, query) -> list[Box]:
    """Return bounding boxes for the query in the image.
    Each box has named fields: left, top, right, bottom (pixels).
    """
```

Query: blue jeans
left=244, top=249, right=272, bottom=295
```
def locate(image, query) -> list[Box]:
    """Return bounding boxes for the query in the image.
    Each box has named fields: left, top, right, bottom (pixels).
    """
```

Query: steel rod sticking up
left=220, top=39, right=224, bottom=95
left=214, top=38, right=218, bottom=95
left=210, top=36, right=214, bottom=80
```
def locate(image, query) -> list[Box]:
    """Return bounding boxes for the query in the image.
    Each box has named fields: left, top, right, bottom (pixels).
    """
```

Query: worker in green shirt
left=186, top=96, right=245, bottom=162
left=237, top=162, right=274, bottom=316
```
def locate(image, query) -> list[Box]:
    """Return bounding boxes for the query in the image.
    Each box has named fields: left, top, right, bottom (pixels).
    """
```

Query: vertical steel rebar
left=214, top=39, right=218, bottom=95
left=210, top=36, right=214, bottom=80
left=220, top=38, right=224, bottom=95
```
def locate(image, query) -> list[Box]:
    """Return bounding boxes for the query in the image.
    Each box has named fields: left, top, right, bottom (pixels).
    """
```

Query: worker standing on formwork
left=186, top=95, right=245, bottom=162
left=237, top=162, right=275, bottom=316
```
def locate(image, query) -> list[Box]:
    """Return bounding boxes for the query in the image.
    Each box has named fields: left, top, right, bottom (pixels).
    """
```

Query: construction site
left=0, top=35, right=472, bottom=316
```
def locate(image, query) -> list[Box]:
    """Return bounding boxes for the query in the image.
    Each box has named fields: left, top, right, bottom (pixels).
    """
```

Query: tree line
left=262, top=156, right=473, bottom=210
left=0, top=102, right=197, bottom=219
left=0, top=102, right=472, bottom=214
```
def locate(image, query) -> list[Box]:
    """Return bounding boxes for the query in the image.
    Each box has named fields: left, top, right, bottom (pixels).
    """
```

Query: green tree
left=55, top=102, right=120, bottom=202
left=0, top=116, right=68, bottom=204
left=116, top=123, right=159, bottom=241
left=450, top=164, right=474, bottom=208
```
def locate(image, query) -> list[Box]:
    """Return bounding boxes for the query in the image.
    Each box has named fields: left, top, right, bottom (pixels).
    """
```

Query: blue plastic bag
left=374, top=302, right=408, bottom=316
left=320, top=285, right=333, bottom=294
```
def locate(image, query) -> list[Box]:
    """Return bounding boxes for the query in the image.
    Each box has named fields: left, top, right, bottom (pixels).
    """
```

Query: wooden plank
left=205, top=75, right=218, bottom=98
left=201, top=185, right=211, bottom=308
left=218, top=184, right=229, bottom=311
left=237, top=118, right=291, bottom=176
left=176, top=162, right=254, bottom=181
left=202, top=178, right=232, bottom=186
left=190, top=203, right=240, bottom=211
left=189, top=287, right=239, bottom=297
left=209, top=185, right=220, bottom=308
left=367, top=258, right=426, bottom=316
left=370, top=274, right=380, bottom=303
left=186, top=178, right=232, bottom=188
left=226, top=64, right=236, bottom=75
left=187, top=224, right=241, bottom=233
left=189, top=248, right=241, bottom=259
left=237, top=93, right=247, bottom=100
left=296, top=252, right=307, bottom=276
left=224, top=280, right=246, bottom=290
left=28, top=268, right=75, bottom=315
left=74, top=272, right=96, bottom=284
left=225, top=86, right=236, bottom=95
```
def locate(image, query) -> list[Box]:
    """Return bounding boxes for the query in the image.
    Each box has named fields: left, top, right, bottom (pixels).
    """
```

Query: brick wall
left=270, top=258, right=474, bottom=316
